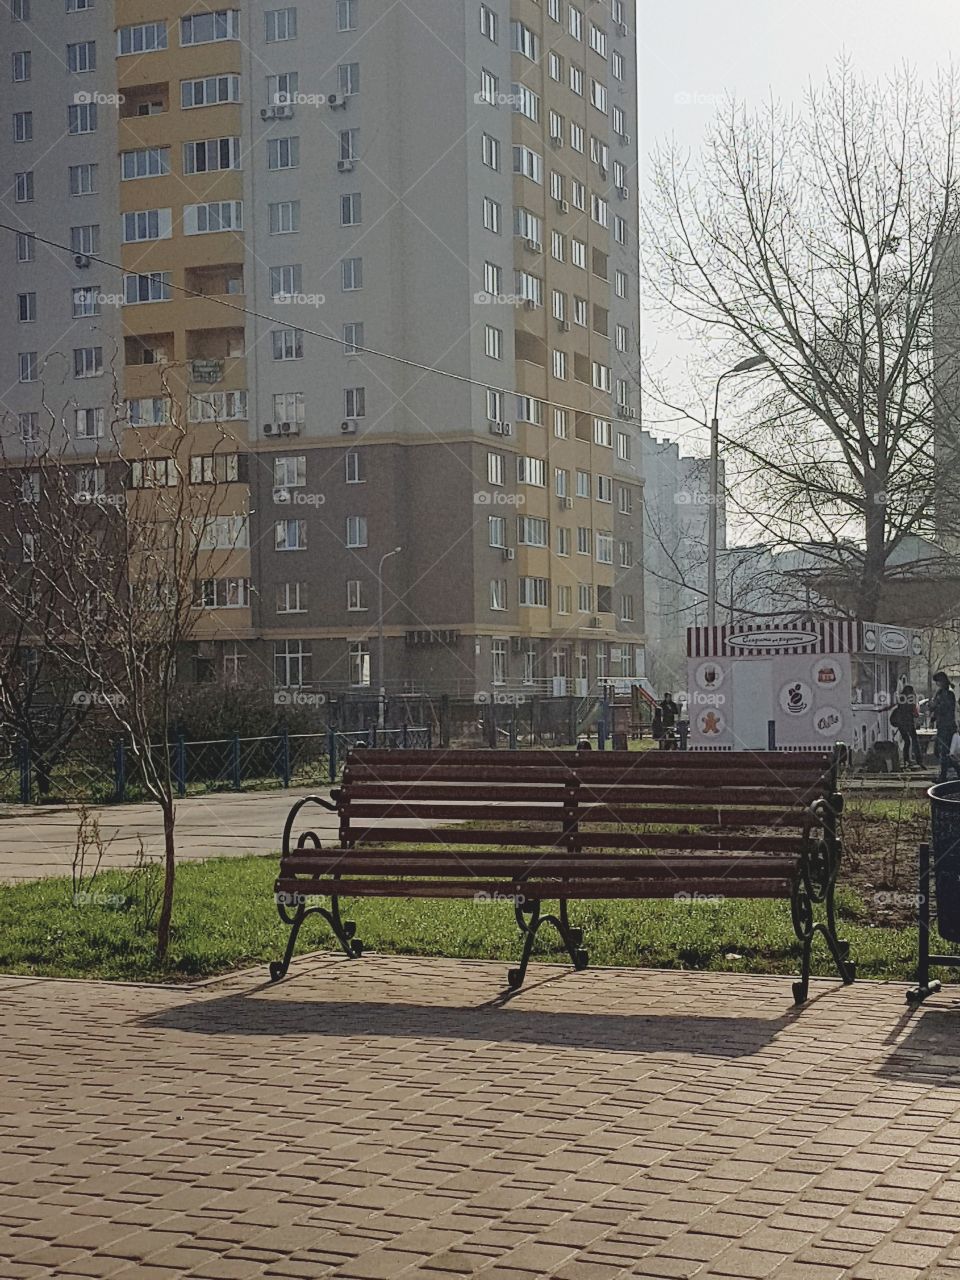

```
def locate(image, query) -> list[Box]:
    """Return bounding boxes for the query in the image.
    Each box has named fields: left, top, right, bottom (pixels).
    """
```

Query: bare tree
left=0, top=364, right=240, bottom=960
left=644, top=62, right=960, bottom=622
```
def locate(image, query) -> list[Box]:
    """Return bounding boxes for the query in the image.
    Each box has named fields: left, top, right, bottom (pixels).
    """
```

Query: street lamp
left=707, top=354, right=768, bottom=629
left=377, top=546, right=402, bottom=730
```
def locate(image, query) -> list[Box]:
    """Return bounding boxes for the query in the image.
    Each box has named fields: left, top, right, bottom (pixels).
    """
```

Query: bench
left=272, top=746, right=853, bottom=1005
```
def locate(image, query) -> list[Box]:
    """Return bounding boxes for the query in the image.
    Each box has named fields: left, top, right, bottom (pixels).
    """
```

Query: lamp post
left=377, top=546, right=402, bottom=730
left=707, top=354, right=768, bottom=629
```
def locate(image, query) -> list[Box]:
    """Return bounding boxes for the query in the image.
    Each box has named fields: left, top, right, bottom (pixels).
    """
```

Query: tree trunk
left=155, top=801, right=176, bottom=962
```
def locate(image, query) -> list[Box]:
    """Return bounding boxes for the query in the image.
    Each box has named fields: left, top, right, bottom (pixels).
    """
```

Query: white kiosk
left=686, top=618, right=921, bottom=753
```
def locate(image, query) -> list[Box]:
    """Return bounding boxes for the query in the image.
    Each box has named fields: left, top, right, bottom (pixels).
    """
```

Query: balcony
left=119, top=83, right=169, bottom=119
left=189, top=359, right=224, bottom=384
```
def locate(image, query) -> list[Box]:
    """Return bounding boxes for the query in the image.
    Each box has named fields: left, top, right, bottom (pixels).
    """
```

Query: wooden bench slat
left=348, top=748, right=830, bottom=770
left=345, top=803, right=569, bottom=822
left=280, top=853, right=797, bottom=875
left=277, top=876, right=794, bottom=899
left=350, top=826, right=568, bottom=847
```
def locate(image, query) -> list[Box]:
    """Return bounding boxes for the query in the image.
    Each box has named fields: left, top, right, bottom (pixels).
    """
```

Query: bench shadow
left=877, top=999, right=960, bottom=1084
left=139, top=974, right=810, bottom=1057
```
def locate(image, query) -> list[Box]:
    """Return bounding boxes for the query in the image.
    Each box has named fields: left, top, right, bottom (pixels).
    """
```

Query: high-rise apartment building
left=1, top=0, right=643, bottom=698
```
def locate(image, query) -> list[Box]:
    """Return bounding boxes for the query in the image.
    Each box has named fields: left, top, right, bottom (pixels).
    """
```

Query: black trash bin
left=929, top=781, right=960, bottom=944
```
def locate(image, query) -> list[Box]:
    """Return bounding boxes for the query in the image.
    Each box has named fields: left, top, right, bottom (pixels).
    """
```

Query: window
left=578, top=584, right=593, bottom=612
left=343, top=322, right=364, bottom=355
left=344, top=387, right=366, bottom=418
left=594, top=418, right=612, bottom=448
left=592, top=361, right=612, bottom=392
left=73, top=347, right=102, bottom=378
left=591, top=193, right=609, bottom=227
left=577, top=526, right=591, bottom=555
left=576, top=470, right=590, bottom=498
left=181, top=74, right=241, bottom=108
left=75, top=407, right=104, bottom=438
left=613, top=105, right=626, bottom=137
left=479, top=4, right=497, bottom=42
left=273, top=456, right=306, bottom=489
left=339, top=129, right=359, bottom=162
left=15, top=171, right=33, bottom=202
left=188, top=453, right=240, bottom=483
left=337, top=0, right=357, bottom=31
left=12, top=51, right=30, bottom=81
left=346, top=580, right=366, bottom=611
left=269, top=200, right=300, bottom=233
left=616, top=431, right=631, bottom=461
left=123, top=272, right=171, bottom=304
left=277, top=582, right=307, bottom=614
left=570, top=64, right=584, bottom=95
left=485, top=325, right=502, bottom=360
left=596, top=531, right=614, bottom=564
left=122, top=208, right=172, bottom=242
left=270, top=264, right=302, bottom=299
left=483, top=261, right=502, bottom=296
left=188, top=391, right=248, bottom=422
left=517, top=456, right=546, bottom=486
left=18, top=412, right=38, bottom=443
left=267, top=137, right=299, bottom=169
left=548, top=0, right=560, bottom=18
left=13, top=111, right=31, bottom=143
left=342, top=257, right=363, bottom=291
left=482, top=196, right=501, bottom=234
left=118, top=22, right=167, bottom=54
left=346, top=516, right=367, bottom=548
left=486, top=389, right=503, bottom=422
left=519, top=577, right=549, bottom=607
left=573, top=179, right=586, bottom=210
left=71, top=286, right=99, bottom=318
left=573, top=296, right=588, bottom=326
left=120, top=148, right=169, bottom=180
left=549, top=110, right=563, bottom=143
left=275, top=519, right=306, bottom=551
left=349, top=641, right=370, bottom=688
left=193, top=579, right=250, bottom=610
left=338, top=62, right=360, bottom=95
left=569, top=5, right=583, bottom=39
left=511, top=21, right=539, bottom=60
left=556, top=527, right=570, bottom=556
left=18, top=352, right=37, bottom=382
left=513, top=146, right=543, bottom=183
left=570, top=122, right=584, bottom=152
left=272, top=328, right=303, bottom=360
left=130, top=458, right=177, bottom=489
left=616, top=323, right=628, bottom=353
left=553, top=350, right=567, bottom=380
left=488, top=515, right=506, bottom=547
left=515, top=206, right=542, bottom=246
left=615, top=269, right=628, bottom=298
left=126, top=398, right=170, bottom=427
left=618, top=485, right=633, bottom=514
left=184, top=200, right=243, bottom=234
left=180, top=10, right=239, bottom=44
left=67, top=40, right=96, bottom=72
left=69, top=165, right=98, bottom=196
left=516, top=396, right=543, bottom=426
left=491, top=639, right=508, bottom=686
left=17, top=292, right=35, bottom=323
left=557, top=584, right=572, bottom=614
left=589, top=23, right=607, bottom=57
left=16, top=233, right=34, bottom=262
left=555, top=467, right=568, bottom=498
left=596, top=474, right=613, bottom=502
left=183, top=137, right=241, bottom=174
left=273, top=391, right=305, bottom=424
left=615, top=215, right=627, bottom=245
left=340, top=192, right=362, bottom=226
left=266, top=7, right=297, bottom=40
left=516, top=270, right=542, bottom=306
left=20, top=471, right=40, bottom=504
left=552, top=289, right=566, bottom=322
left=487, top=451, right=504, bottom=486
left=67, top=102, right=97, bottom=134
left=591, top=79, right=608, bottom=113
left=22, top=533, right=36, bottom=564
left=513, top=83, right=539, bottom=122
left=620, top=594, right=635, bottom=623
left=555, top=408, right=568, bottom=438
left=274, top=639, right=310, bottom=687
left=345, top=450, right=362, bottom=483
left=482, top=133, right=500, bottom=170
left=612, top=49, right=624, bottom=80
left=518, top=516, right=548, bottom=547
left=490, top=579, right=507, bottom=611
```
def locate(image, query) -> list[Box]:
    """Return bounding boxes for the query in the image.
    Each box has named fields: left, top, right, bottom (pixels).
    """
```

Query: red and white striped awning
left=687, top=618, right=860, bottom=658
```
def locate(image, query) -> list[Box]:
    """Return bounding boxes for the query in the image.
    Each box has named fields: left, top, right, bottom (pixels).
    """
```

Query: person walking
left=889, top=684, right=922, bottom=769
left=661, top=694, right=679, bottom=732
left=930, top=671, right=960, bottom=782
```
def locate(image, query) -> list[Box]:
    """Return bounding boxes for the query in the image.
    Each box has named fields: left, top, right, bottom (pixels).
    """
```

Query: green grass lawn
left=0, top=853, right=938, bottom=986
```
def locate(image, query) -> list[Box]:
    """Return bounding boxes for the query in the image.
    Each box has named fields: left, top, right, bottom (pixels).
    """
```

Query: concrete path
left=2, top=957, right=960, bottom=1278
left=0, top=789, right=337, bottom=884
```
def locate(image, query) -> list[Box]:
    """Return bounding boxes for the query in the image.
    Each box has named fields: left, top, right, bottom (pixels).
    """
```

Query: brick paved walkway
left=2, top=957, right=960, bottom=1279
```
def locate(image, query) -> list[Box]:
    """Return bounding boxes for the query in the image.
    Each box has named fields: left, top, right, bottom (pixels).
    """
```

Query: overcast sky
left=636, top=0, right=955, bottom=454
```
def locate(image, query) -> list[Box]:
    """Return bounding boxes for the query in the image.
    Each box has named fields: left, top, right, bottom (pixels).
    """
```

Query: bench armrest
left=282, top=793, right=339, bottom=857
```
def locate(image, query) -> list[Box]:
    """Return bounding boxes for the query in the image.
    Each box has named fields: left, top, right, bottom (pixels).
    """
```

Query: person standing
left=661, top=694, right=679, bottom=731
left=889, top=685, right=922, bottom=769
left=930, top=672, right=960, bottom=782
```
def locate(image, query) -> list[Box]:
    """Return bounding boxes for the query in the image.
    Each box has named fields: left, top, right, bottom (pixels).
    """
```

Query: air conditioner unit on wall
left=616, top=186, right=629, bottom=200
left=340, top=419, right=358, bottom=434
left=559, top=320, right=570, bottom=333
left=337, top=158, right=355, bottom=172
left=260, top=106, right=276, bottom=121
left=502, top=547, right=515, bottom=561
left=328, top=93, right=347, bottom=109
left=74, top=254, right=91, bottom=268
left=274, top=103, right=294, bottom=119
left=278, top=421, right=301, bottom=436
left=561, top=496, right=574, bottom=509
left=262, top=422, right=276, bottom=436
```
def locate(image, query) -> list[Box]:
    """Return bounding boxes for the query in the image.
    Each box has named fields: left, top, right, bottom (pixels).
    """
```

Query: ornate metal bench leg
left=270, top=900, right=307, bottom=982
left=792, top=934, right=812, bottom=1006
left=328, top=895, right=364, bottom=958
left=508, top=899, right=542, bottom=990
left=553, top=899, right=589, bottom=971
